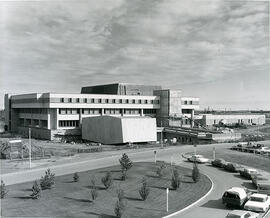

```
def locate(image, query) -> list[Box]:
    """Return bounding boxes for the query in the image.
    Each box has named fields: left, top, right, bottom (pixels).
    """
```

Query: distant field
left=1, top=162, right=211, bottom=218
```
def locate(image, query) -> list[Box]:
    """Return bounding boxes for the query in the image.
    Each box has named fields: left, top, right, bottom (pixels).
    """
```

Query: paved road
left=1, top=143, right=269, bottom=218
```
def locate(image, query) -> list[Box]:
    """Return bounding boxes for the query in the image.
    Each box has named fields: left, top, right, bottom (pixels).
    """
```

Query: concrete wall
left=82, top=116, right=157, bottom=144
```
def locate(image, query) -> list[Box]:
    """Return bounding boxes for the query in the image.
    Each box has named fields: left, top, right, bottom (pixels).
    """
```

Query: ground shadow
left=146, top=174, right=159, bottom=179
left=98, top=170, right=121, bottom=173
left=149, top=185, right=174, bottom=191
left=125, top=196, right=142, bottom=201
left=201, top=199, right=225, bottom=210
left=113, top=177, right=123, bottom=181
left=21, top=188, right=33, bottom=192
left=242, top=181, right=255, bottom=189
left=85, top=185, right=106, bottom=190
left=64, top=196, right=92, bottom=203
left=63, top=181, right=75, bottom=184
left=13, top=196, right=32, bottom=200
left=233, top=174, right=249, bottom=180
left=99, top=214, right=116, bottom=218
left=135, top=206, right=164, bottom=212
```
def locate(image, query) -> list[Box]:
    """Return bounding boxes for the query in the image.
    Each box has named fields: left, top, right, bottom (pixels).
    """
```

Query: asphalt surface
left=1, top=143, right=269, bottom=218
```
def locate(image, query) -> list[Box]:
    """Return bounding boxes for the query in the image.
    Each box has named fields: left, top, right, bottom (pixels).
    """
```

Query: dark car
left=222, top=187, right=251, bottom=208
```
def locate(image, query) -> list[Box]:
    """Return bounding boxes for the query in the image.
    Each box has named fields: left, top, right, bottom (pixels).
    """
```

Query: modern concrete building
left=4, top=83, right=199, bottom=141
left=201, top=114, right=266, bottom=126
left=82, top=116, right=157, bottom=144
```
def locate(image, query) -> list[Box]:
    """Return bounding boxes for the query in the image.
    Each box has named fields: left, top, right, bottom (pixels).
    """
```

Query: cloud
left=0, top=0, right=269, bottom=110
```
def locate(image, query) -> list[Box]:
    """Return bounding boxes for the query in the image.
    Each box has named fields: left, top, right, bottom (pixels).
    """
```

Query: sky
left=0, top=0, right=269, bottom=110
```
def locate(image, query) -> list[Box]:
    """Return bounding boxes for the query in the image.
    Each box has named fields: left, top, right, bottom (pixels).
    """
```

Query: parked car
left=222, top=187, right=252, bottom=208
left=240, top=168, right=258, bottom=180
left=256, top=146, right=270, bottom=154
left=212, top=158, right=227, bottom=168
left=251, top=174, right=270, bottom=188
left=244, top=193, right=270, bottom=212
left=226, top=210, right=259, bottom=218
left=187, top=155, right=209, bottom=163
left=223, top=162, right=242, bottom=173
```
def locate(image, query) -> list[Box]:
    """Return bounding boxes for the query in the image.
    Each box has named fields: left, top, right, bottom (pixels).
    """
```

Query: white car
left=244, top=193, right=270, bottom=212
left=187, top=155, right=209, bottom=163
left=226, top=210, right=259, bottom=218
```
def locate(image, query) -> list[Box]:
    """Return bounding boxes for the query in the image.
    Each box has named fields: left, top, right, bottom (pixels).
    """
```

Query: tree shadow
left=146, top=174, right=159, bottom=179
left=135, top=206, right=164, bottom=212
left=98, top=170, right=121, bottom=173
left=125, top=196, right=142, bottom=201
left=200, top=199, right=225, bottom=210
left=13, top=196, right=32, bottom=200
left=100, top=214, right=116, bottom=218
left=85, top=185, right=106, bottom=190
left=64, top=196, right=92, bottom=203
left=233, top=174, right=249, bottom=180
left=63, top=181, right=75, bottom=183
left=21, top=188, right=33, bottom=192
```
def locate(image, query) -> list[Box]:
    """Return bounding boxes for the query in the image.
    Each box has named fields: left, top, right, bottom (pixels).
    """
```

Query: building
left=201, top=114, right=266, bottom=126
left=4, top=83, right=199, bottom=141
left=82, top=116, right=157, bottom=144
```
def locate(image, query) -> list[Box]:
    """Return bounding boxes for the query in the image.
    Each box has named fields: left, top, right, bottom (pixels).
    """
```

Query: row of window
left=58, top=108, right=146, bottom=115
left=59, top=97, right=159, bottom=105
left=182, top=100, right=199, bottom=105
left=19, top=118, right=48, bottom=128
left=20, top=108, right=48, bottom=114
left=59, top=120, right=79, bottom=127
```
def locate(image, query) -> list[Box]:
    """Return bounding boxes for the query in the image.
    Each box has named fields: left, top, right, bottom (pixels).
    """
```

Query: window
left=76, top=98, right=80, bottom=103
left=125, top=99, right=129, bottom=104
left=105, top=99, right=109, bottom=103
left=150, top=100, right=154, bottom=104
left=60, top=98, right=64, bottom=103
left=84, top=98, right=87, bottom=103
left=112, top=99, right=116, bottom=103
left=119, top=99, right=123, bottom=103
left=138, top=99, right=142, bottom=104
left=184, top=100, right=188, bottom=104
left=144, top=100, right=148, bottom=104
left=132, top=99, right=136, bottom=104
left=189, top=101, right=193, bottom=105
left=98, top=99, right=102, bottom=103
left=68, top=98, right=72, bottom=103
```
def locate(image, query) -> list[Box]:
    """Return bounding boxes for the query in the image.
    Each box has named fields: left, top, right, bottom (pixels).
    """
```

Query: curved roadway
left=1, top=143, right=267, bottom=218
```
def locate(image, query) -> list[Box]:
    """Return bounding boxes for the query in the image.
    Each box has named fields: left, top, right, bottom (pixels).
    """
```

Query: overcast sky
left=0, top=0, right=269, bottom=110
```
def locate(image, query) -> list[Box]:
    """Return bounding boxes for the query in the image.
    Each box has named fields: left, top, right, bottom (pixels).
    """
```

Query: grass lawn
left=1, top=162, right=211, bottom=218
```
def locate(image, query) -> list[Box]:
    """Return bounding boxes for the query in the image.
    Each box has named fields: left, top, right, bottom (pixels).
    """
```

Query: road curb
left=163, top=172, right=214, bottom=218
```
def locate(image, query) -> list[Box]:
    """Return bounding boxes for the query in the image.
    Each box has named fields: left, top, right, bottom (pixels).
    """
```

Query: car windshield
left=195, top=155, right=203, bottom=158
left=250, top=196, right=265, bottom=202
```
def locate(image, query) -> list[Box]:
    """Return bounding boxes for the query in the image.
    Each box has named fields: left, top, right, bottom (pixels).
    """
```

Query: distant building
left=201, top=114, right=266, bottom=126
left=4, top=83, right=199, bottom=141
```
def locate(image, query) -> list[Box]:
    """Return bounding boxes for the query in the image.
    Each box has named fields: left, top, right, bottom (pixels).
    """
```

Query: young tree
left=171, top=168, right=181, bottom=190
left=156, top=163, right=166, bottom=178
left=192, top=163, right=200, bottom=183
left=101, top=172, right=113, bottom=189
left=73, top=172, right=79, bottom=182
left=0, top=180, right=8, bottom=199
left=139, top=177, right=150, bottom=201
left=40, top=168, right=55, bottom=190
left=114, top=199, right=125, bottom=218
left=90, top=177, right=98, bottom=201
left=116, top=188, right=125, bottom=202
left=30, top=180, right=41, bottom=199
left=119, top=153, right=133, bottom=180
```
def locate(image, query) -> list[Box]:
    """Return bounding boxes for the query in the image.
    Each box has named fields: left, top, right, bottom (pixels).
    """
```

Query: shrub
left=30, top=180, right=41, bottom=199
left=156, top=163, right=166, bottom=178
left=114, top=199, right=125, bottom=218
left=0, top=180, right=8, bottom=199
left=119, top=153, right=133, bottom=172
left=139, top=177, right=150, bottom=201
left=90, top=177, right=96, bottom=188
left=40, top=169, right=55, bottom=190
left=73, top=172, right=79, bottom=182
left=171, top=168, right=181, bottom=190
left=101, top=172, right=113, bottom=189
left=90, top=188, right=98, bottom=201
left=192, top=163, right=200, bottom=183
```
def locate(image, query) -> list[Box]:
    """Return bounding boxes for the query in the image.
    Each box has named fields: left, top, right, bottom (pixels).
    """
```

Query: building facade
left=4, top=83, right=199, bottom=141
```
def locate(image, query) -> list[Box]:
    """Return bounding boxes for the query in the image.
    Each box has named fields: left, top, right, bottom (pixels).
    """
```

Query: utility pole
left=29, top=128, right=32, bottom=169
left=166, top=188, right=169, bottom=212
left=161, top=120, right=163, bottom=148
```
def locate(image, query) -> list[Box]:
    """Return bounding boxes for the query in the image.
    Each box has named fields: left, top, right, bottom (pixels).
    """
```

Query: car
left=187, top=154, right=209, bottom=163
left=239, top=168, right=258, bottom=180
left=244, top=193, right=270, bottom=212
left=226, top=210, right=259, bottom=218
left=212, top=158, right=227, bottom=168
left=223, top=162, right=243, bottom=173
left=222, top=187, right=252, bottom=208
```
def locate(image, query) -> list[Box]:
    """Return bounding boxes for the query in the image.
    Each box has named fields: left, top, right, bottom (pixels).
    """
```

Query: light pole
left=166, top=188, right=169, bottom=212
left=29, top=128, right=32, bottom=169
left=154, top=150, right=157, bottom=163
